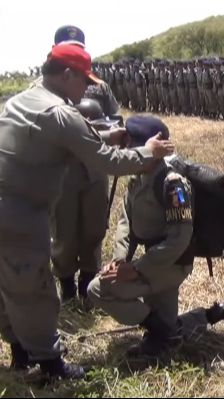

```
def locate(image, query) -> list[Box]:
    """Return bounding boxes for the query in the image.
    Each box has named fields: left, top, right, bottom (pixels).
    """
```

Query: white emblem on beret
left=69, top=28, right=77, bottom=39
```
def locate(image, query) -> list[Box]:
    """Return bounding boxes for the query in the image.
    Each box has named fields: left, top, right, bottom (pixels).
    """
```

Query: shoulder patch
left=164, top=174, right=192, bottom=224
left=165, top=172, right=182, bottom=182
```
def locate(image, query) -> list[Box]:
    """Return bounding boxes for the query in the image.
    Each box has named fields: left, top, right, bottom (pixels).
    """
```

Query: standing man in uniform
left=130, top=60, right=138, bottom=111
left=134, top=62, right=146, bottom=112
left=196, top=59, right=205, bottom=116
left=160, top=61, right=171, bottom=114
left=183, top=61, right=191, bottom=115
left=213, top=60, right=224, bottom=119
left=176, top=61, right=187, bottom=115
left=51, top=25, right=119, bottom=303
left=168, top=62, right=179, bottom=115
left=155, top=61, right=164, bottom=113
left=188, top=61, right=200, bottom=116
left=105, top=63, right=115, bottom=93
left=146, top=61, right=157, bottom=113
left=203, top=60, right=217, bottom=118
left=0, top=44, right=174, bottom=378
left=124, top=60, right=132, bottom=109
left=114, top=63, right=125, bottom=106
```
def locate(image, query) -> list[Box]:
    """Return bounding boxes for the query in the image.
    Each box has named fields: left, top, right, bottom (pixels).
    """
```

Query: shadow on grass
left=103, top=328, right=224, bottom=375
left=58, top=324, right=224, bottom=377
left=2, top=329, right=224, bottom=398
left=58, top=300, right=97, bottom=335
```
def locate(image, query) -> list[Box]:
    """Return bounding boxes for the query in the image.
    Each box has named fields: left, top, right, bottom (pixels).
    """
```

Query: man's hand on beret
left=145, top=132, right=175, bottom=159
left=107, top=127, right=130, bottom=147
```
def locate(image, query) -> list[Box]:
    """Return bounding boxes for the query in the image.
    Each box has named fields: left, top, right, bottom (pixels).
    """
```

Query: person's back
left=0, top=84, right=74, bottom=251
left=84, top=81, right=119, bottom=117
left=0, top=84, right=67, bottom=207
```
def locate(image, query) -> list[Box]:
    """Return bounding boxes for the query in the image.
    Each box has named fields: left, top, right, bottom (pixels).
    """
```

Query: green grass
left=1, top=113, right=224, bottom=397
left=0, top=78, right=30, bottom=97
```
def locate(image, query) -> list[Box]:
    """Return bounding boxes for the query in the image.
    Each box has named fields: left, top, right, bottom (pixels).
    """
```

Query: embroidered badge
left=165, top=175, right=192, bottom=224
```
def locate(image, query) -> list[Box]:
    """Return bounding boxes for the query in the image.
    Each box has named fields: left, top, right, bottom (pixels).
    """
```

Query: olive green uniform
left=88, top=160, right=194, bottom=334
left=52, top=82, right=119, bottom=280
left=0, top=83, right=155, bottom=361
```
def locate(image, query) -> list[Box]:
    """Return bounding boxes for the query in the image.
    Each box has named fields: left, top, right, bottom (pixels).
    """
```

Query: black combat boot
left=59, top=276, right=77, bottom=303
left=78, top=272, right=96, bottom=299
left=10, top=342, right=29, bottom=370
left=127, top=312, right=182, bottom=358
left=127, top=333, right=170, bottom=357
left=39, top=356, right=86, bottom=380
left=206, top=302, right=224, bottom=325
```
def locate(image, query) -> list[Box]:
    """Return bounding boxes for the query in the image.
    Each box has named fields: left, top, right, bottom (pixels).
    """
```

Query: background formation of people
left=2, top=58, right=224, bottom=120
left=92, top=57, right=224, bottom=119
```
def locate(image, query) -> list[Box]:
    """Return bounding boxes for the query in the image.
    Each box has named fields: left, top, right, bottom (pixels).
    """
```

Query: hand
left=100, top=261, right=117, bottom=276
left=145, top=133, right=175, bottom=159
left=100, top=262, right=138, bottom=282
left=108, top=128, right=129, bottom=147
left=100, top=260, right=124, bottom=275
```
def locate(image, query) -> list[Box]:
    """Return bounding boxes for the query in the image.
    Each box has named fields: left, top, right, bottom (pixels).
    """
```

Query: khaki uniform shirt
left=113, top=160, right=193, bottom=282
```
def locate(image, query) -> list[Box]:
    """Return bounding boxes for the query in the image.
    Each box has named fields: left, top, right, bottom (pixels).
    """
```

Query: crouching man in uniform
left=88, top=115, right=224, bottom=357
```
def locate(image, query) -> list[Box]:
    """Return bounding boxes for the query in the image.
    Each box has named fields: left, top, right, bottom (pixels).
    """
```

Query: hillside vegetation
left=97, top=15, right=224, bottom=62
left=0, top=76, right=30, bottom=100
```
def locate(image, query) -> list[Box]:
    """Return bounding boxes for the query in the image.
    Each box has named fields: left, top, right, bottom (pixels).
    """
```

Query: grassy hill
left=97, top=15, right=224, bottom=62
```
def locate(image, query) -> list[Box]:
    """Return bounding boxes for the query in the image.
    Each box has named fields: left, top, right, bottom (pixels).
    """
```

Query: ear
left=63, top=68, right=72, bottom=82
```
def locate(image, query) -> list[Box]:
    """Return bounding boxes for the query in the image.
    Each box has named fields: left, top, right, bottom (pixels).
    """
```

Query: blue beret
left=54, top=25, right=85, bottom=47
left=126, top=116, right=169, bottom=146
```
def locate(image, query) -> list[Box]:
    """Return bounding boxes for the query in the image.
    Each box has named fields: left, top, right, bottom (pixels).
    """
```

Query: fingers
left=101, top=261, right=117, bottom=275
left=161, top=140, right=174, bottom=146
left=148, top=138, right=175, bottom=159
left=153, top=132, right=162, bottom=140
left=100, top=272, right=117, bottom=281
left=162, top=142, right=175, bottom=153
left=162, top=142, right=175, bottom=150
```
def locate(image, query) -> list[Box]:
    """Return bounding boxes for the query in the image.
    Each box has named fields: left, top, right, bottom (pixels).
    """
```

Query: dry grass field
left=1, top=112, right=224, bottom=397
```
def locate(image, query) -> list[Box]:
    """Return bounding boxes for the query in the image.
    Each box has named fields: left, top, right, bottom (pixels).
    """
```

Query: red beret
left=49, top=44, right=100, bottom=84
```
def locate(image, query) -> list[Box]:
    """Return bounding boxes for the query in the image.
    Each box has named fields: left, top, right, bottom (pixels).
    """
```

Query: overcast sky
left=0, top=0, right=223, bottom=73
